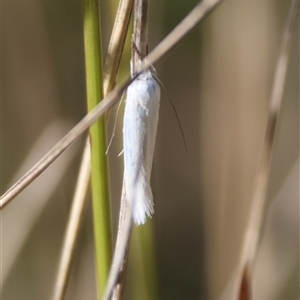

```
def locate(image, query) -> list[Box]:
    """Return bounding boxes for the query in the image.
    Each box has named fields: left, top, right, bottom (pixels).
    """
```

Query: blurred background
left=2, top=0, right=299, bottom=299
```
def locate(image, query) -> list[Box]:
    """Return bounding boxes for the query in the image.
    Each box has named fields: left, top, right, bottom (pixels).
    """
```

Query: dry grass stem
left=102, top=190, right=133, bottom=300
left=1, top=121, right=77, bottom=289
left=240, top=0, right=299, bottom=269
left=51, top=140, right=91, bottom=300
left=103, top=0, right=134, bottom=95
left=111, top=187, right=133, bottom=300
left=237, top=0, right=299, bottom=298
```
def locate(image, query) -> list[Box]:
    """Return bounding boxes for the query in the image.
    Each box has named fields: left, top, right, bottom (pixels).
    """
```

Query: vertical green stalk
left=83, top=0, right=112, bottom=298
left=131, top=222, right=158, bottom=300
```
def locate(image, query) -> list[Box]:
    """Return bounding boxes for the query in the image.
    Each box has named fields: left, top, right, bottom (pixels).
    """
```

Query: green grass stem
left=131, top=221, right=158, bottom=300
left=83, top=0, right=112, bottom=298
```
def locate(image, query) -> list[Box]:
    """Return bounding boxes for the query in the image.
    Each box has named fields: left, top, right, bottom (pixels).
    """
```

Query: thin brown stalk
left=111, top=186, right=133, bottom=300
left=102, top=187, right=133, bottom=300
left=131, top=0, right=149, bottom=74
left=237, top=0, right=299, bottom=298
left=103, top=0, right=134, bottom=95
left=240, top=0, right=299, bottom=269
left=51, top=140, right=91, bottom=300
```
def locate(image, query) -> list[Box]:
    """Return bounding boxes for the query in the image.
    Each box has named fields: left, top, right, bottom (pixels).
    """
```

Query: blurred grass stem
left=241, top=0, right=299, bottom=269
left=238, top=0, right=299, bottom=298
left=51, top=140, right=91, bottom=300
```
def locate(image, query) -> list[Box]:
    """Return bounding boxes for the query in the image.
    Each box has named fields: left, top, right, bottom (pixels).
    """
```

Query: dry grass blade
left=1, top=121, right=77, bottom=290
left=131, top=0, right=149, bottom=73
left=102, top=191, right=133, bottom=300
left=0, top=0, right=224, bottom=210
left=111, top=187, right=132, bottom=300
left=240, top=0, right=299, bottom=267
left=51, top=140, right=91, bottom=300
left=237, top=0, right=299, bottom=298
left=103, top=0, right=134, bottom=95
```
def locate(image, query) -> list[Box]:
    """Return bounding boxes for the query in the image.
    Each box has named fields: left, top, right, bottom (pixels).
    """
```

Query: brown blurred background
left=2, top=0, right=299, bottom=299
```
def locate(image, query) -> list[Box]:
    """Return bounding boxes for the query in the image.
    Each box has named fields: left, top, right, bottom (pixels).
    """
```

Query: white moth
left=123, top=69, right=160, bottom=225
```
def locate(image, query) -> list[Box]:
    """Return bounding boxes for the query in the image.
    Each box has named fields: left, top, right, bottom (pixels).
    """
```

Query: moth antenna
left=154, top=74, right=188, bottom=152
left=106, top=92, right=125, bottom=155
left=118, top=149, right=124, bottom=157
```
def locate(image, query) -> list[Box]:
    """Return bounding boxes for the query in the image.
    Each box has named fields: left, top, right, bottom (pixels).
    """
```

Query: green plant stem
left=131, top=221, right=158, bottom=300
left=83, top=0, right=112, bottom=298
